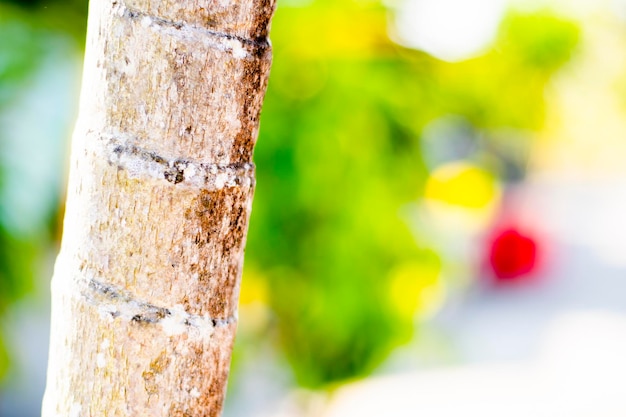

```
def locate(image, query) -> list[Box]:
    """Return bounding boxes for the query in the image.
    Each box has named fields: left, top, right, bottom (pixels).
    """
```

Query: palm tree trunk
left=42, top=0, right=274, bottom=415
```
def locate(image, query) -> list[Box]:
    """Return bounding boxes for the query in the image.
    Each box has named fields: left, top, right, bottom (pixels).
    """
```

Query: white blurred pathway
left=320, top=177, right=626, bottom=417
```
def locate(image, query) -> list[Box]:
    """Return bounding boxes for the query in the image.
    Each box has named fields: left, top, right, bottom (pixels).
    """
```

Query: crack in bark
left=83, top=278, right=237, bottom=331
left=114, top=1, right=270, bottom=58
left=107, top=140, right=255, bottom=189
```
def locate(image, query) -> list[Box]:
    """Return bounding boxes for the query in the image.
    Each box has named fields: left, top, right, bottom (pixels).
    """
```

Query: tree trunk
left=42, top=0, right=274, bottom=415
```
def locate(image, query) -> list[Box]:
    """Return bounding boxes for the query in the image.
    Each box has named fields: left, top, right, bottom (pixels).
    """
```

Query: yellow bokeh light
left=424, top=161, right=500, bottom=209
left=388, top=261, right=444, bottom=319
left=239, top=266, right=269, bottom=306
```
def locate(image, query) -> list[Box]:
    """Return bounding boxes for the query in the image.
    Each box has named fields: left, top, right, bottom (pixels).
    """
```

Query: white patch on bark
left=80, top=275, right=236, bottom=338
left=184, top=163, right=197, bottom=179
left=189, top=387, right=201, bottom=398
left=105, top=134, right=254, bottom=190
left=105, top=137, right=255, bottom=189
left=140, top=15, right=152, bottom=28
left=214, top=172, right=228, bottom=189
left=111, top=147, right=165, bottom=180
left=96, top=353, right=106, bottom=368
left=114, top=2, right=260, bottom=59
left=224, top=109, right=243, bottom=131
left=227, top=39, right=248, bottom=59
left=161, top=304, right=198, bottom=336
left=69, top=403, right=81, bottom=417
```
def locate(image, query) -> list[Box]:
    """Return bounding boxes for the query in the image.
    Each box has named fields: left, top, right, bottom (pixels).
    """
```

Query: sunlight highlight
left=393, top=0, right=507, bottom=61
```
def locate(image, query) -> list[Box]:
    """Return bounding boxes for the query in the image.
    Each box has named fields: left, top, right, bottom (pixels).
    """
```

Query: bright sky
left=393, top=0, right=508, bottom=61
left=392, top=0, right=625, bottom=61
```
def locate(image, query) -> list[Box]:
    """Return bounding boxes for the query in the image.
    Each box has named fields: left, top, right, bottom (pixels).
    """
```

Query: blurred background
left=3, top=0, right=626, bottom=415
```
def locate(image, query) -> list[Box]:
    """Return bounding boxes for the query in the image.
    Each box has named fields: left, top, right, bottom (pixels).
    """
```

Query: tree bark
left=42, top=0, right=274, bottom=415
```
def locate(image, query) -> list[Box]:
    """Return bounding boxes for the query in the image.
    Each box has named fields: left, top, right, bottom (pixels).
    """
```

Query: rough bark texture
left=42, top=0, right=274, bottom=415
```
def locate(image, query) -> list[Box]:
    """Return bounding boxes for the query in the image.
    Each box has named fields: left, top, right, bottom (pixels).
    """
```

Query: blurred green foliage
left=498, top=10, right=580, bottom=71
left=0, top=0, right=579, bottom=388
left=0, top=4, right=41, bottom=378
left=0, top=0, right=85, bottom=379
left=246, top=2, right=579, bottom=388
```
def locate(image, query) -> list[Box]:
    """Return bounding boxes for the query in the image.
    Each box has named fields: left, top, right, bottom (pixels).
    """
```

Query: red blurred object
left=488, top=227, right=538, bottom=284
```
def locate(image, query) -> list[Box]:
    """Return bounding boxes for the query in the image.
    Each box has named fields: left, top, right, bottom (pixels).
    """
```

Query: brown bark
left=42, top=0, right=275, bottom=415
